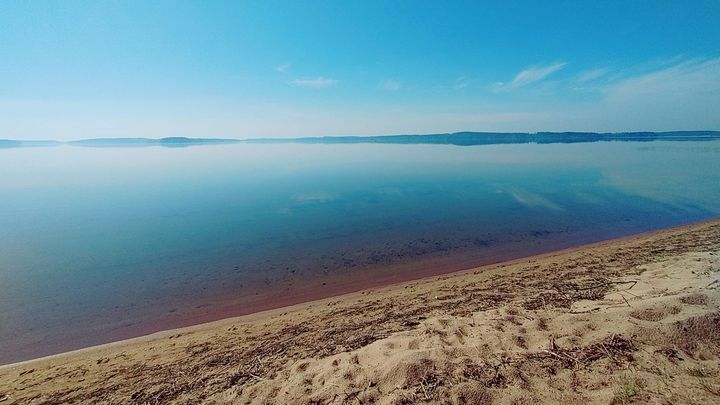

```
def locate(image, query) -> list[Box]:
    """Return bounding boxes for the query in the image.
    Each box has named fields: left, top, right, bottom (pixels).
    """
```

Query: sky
left=1, top=0, right=719, bottom=140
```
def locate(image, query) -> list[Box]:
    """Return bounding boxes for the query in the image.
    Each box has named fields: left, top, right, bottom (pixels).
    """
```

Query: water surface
left=1, top=141, right=719, bottom=364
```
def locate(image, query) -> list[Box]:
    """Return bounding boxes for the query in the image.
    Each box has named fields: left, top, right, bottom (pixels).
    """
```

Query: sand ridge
left=1, top=219, right=719, bottom=404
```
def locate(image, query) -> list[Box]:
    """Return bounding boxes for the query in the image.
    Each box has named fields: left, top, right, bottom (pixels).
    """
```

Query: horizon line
left=3, top=129, right=720, bottom=144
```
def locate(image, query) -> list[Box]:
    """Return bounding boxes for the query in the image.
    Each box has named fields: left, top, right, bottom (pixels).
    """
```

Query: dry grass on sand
left=1, top=220, right=720, bottom=404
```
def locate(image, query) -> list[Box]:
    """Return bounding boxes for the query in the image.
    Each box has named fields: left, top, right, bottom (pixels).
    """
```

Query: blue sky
left=1, top=0, right=719, bottom=140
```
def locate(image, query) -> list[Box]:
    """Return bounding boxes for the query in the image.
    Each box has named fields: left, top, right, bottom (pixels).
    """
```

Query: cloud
left=506, top=62, right=567, bottom=89
left=602, top=58, right=720, bottom=103
left=379, top=80, right=401, bottom=91
left=290, top=77, right=338, bottom=88
left=454, top=76, right=471, bottom=89
left=575, top=68, right=609, bottom=84
left=540, top=57, right=720, bottom=131
left=275, top=63, right=291, bottom=73
left=587, top=57, right=720, bottom=130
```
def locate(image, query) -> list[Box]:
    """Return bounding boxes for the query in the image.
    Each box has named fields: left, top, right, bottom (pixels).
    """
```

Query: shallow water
left=1, top=141, right=719, bottom=364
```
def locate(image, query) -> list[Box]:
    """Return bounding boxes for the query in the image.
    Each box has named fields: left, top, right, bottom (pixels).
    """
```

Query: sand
left=1, top=219, right=719, bottom=404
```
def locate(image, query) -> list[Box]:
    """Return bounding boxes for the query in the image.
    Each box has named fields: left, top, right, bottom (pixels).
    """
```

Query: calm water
left=1, top=141, right=719, bottom=363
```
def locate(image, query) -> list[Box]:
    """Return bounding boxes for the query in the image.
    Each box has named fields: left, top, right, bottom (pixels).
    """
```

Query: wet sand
left=1, top=218, right=719, bottom=404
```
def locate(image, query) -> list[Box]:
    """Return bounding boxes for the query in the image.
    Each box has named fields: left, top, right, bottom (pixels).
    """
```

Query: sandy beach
left=1, top=219, right=719, bottom=404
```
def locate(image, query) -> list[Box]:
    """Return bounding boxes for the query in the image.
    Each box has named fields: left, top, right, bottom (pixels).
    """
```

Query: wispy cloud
left=290, top=77, right=338, bottom=88
left=602, top=58, right=720, bottom=102
left=588, top=57, right=720, bottom=129
left=538, top=57, right=720, bottom=131
left=274, top=63, right=291, bottom=73
left=454, top=76, right=471, bottom=89
left=575, top=68, right=610, bottom=84
left=379, top=80, right=401, bottom=91
left=512, top=62, right=566, bottom=87
left=501, top=62, right=566, bottom=89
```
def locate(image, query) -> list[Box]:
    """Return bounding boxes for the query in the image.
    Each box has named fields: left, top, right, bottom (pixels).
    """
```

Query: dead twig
left=420, top=380, right=430, bottom=400
left=569, top=308, right=600, bottom=314
left=616, top=291, right=632, bottom=307
left=699, top=379, right=720, bottom=396
left=573, top=280, right=638, bottom=291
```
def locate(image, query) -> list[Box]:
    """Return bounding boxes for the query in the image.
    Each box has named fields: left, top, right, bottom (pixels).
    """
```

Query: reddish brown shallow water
left=7, top=220, right=702, bottom=366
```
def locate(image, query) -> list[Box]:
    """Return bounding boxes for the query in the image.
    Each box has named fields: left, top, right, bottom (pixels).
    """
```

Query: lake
left=1, top=140, right=719, bottom=364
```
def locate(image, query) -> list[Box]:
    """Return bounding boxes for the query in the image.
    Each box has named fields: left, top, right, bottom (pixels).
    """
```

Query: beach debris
left=530, top=334, right=636, bottom=369
left=679, top=293, right=709, bottom=306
